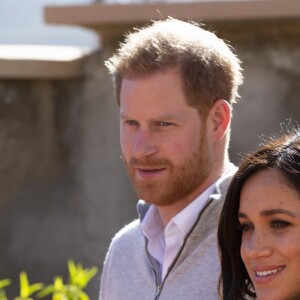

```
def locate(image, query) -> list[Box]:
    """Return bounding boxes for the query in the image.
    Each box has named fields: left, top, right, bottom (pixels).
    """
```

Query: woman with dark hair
left=218, top=128, right=300, bottom=300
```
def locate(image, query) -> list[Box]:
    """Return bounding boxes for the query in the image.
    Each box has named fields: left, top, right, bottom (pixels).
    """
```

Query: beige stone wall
left=215, top=19, right=300, bottom=161
left=0, top=66, right=136, bottom=297
left=0, top=19, right=299, bottom=299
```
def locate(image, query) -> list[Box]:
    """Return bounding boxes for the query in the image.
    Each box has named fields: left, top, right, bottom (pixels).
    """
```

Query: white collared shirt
left=140, top=163, right=235, bottom=280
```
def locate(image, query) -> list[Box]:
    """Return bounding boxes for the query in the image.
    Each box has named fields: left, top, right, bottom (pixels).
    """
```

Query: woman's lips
left=253, top=265, right=286, bottom=284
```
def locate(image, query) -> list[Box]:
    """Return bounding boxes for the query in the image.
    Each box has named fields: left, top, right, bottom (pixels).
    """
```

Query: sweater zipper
left=144, top=237, right=162, bottom=300
left=153, top=198, right=214, bottom=300
left=154, top=285, right=161, bottom=300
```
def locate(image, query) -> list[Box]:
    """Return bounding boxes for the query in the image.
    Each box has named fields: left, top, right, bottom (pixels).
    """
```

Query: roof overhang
left=44, top=0, right=300, bottom=44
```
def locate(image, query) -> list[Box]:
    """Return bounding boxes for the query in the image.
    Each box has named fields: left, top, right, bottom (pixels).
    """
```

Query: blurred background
left=0, top=0, right=98, bottom=47
left=0, top=0, right=299, bottom=299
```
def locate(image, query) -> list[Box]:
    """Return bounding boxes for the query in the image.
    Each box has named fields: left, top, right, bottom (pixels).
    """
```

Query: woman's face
left=239, top=169, right=300, bottom=300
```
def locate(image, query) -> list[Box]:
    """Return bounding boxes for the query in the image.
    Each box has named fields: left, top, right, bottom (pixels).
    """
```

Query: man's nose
left=132, top=129, right=158, bottom=159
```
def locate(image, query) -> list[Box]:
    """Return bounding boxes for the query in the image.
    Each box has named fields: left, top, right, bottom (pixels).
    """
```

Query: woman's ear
left=208, top=99, right=232, bottom=142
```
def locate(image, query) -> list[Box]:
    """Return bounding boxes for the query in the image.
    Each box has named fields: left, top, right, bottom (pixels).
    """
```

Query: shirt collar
left=171, top=183, right=215, bottom=236
left=141, top=205, right=163, bottom=240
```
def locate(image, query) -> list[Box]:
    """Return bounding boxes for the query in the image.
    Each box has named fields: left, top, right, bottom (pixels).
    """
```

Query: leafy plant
left=38, top=260, right=98, bottom=300
left=68, top=260, right=98, bottom=291
left=14, top=272, right=43, bottom=300
left=0, top=260, right=97, bottom=300
left=37, top=277, right=68, bottom=300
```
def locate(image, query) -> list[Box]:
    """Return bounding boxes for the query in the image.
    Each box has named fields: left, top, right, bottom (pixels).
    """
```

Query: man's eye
left=157, top=121, right=172, bottom=127
left=271, top=219, right=291, bottom=230
left=126, top=120, right=139, bottom=126
left=239, top=222, right=254, bottom=232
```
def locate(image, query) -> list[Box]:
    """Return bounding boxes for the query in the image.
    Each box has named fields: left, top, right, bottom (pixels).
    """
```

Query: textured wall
left=0, top=19, right=299, bottom=299
left=0, top=65, right=136, bottom=298
left=224, top=20, right=300, bottom=160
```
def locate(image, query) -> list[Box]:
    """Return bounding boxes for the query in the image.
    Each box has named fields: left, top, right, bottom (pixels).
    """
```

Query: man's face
left=119, top=69, right=214, bottom=207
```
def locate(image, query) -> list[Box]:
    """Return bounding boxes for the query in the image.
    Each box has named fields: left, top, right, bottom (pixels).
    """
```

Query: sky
left=0, top=0, right=98, bottom=47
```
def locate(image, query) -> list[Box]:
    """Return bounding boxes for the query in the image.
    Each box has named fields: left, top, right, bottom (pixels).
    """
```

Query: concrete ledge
left=44, top=0, right=300, bottom=34
left=0, top=45, right=93, bottom=79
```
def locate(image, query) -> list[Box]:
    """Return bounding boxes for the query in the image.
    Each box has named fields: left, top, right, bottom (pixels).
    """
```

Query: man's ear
left=207, top=99, right=231, bottom=141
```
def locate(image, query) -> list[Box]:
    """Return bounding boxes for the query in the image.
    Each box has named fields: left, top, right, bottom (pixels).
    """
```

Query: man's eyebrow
left=154, top=113, right=183, bottom=120
left=120, top=112, right=129, bottom=119
left=119, top=113, right=183, bottom=120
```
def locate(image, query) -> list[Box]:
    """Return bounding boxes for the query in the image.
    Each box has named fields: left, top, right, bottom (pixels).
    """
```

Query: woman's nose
left=243, top=231, right=273, bottom=259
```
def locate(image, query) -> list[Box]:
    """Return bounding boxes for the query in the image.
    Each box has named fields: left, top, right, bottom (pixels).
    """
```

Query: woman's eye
left=239, top=222, right=254, bottom=232
left=271, top=220, right=291, bottom=230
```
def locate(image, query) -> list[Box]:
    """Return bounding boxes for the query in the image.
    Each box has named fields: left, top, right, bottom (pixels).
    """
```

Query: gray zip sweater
left=99, top=169, right=235, bottom=300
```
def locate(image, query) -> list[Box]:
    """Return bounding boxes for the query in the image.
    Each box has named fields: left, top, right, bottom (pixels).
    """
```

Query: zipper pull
left=154, top=285, right=161, bottom=300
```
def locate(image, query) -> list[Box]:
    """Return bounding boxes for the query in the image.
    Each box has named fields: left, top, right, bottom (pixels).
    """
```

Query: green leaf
left=68, top=260, right=77, bottom=281
left=0, top=279, right=11, bottom=289
left=79, top=290, right=89, bottom=300
left=53, top=277, right=64, bottom=291
left=53, top=293, right=68, bottom=300
left=28, top=283, right=43, bottom=296
left=37, top=285, right=54, bottom=298
left=20, top=272, right=30, bottom=298
left=0, top=281, right=9, bottom=300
